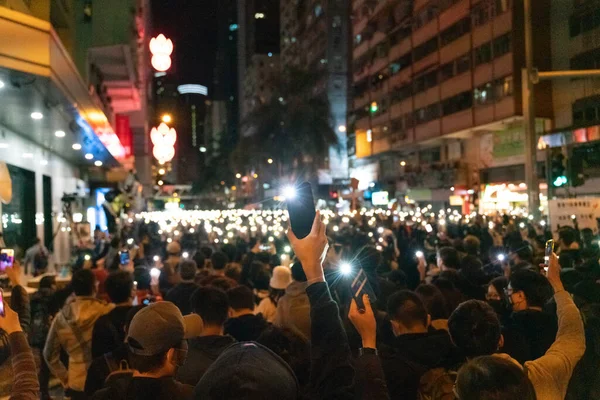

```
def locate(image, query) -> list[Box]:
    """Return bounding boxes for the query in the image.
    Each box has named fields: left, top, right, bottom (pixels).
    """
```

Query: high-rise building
left=237, top=0, right=280, bottom=129
left=548, top=0, right=600, bottom=195
left=280, top=0, right=351, bottom=181
left=350, top=0, right=553, bottom=211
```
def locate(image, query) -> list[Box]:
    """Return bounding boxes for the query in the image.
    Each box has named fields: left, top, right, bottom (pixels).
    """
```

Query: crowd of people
left=0, top=206, right=599, bottom=400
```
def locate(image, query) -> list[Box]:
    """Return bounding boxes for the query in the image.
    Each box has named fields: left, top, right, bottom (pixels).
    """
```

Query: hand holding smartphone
left=544, top=240, right=554, bottom=272
left=286, top=182, right=317, bottom=240
left=0, top=249, right=15, bottom=273
left=351, top=268, right=378, bottom=311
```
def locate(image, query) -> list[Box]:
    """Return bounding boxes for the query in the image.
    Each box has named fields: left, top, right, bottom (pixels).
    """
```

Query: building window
left=494, top=76, right=513, bottom=98
left=414, top=37, right=438, bottom=61
left=389, top=53, right=411, bottom=75
left=440, top=17, right=471, bottom=46
left=420, top=147, right=441, bottom=163
left=315, top=4, right=323, bottom=17
left=492, top=33, right=511, bottom=58
left=571, top=47, right=600, bottom=69
left=391, top=84, right=412, bottom=104
left=442, top=91, right=473, bottom=116
left=569, top=9, right=600, bottom=37
left=474, top=82, right=493, bottom=105
left=355, top=34, right=362, bottom=46
left=414, top=103, right=440, bottom=124
left=572, top=97, right=600, bottom=126
left=474, top=42, right=492, bottom=65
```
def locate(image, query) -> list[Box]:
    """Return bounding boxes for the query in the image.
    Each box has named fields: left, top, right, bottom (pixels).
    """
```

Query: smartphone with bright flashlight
left=287, top=182, right=316, bottom=240
left=544, top=240, right=554, bottom=272
left=0, top=289, right=5, bottom=317
left=0, top=249, right=14, bottom=273
left=350, top=268, right=378, bottom=311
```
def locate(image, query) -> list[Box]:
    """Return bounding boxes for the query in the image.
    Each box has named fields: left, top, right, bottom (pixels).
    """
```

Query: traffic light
left=550, top=148, right=567, bottom=187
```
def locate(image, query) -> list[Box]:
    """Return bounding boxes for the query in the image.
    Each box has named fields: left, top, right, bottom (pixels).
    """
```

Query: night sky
left=151, top=0, right=219, bottom=89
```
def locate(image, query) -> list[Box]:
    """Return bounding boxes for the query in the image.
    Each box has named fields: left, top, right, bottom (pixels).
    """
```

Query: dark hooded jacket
left=501, top=309, right=558, bottom=364
left=177, top=335, right=236, bottom=385
left=224, top=313, right=269, bottom=342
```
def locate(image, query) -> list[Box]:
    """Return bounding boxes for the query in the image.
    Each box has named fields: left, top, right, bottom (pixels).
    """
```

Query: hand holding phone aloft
left=0, top=296, right=22, bottom=334
left=287, top=211, right=328, bottom=282
left=348, top=294, right=376, bottom=349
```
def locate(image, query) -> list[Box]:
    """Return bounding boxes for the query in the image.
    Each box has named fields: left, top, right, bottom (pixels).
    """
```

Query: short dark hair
left=211, top=251, right=229, bottom=271
left=39, top=275, right=56, bottom=290
left=510, top=241, right=533, bottom=263
left=415, top=284, right=449, bottom=320
left=456, top=356, right=536, bottom=400
left=227, top=286, right=255, bottom=310
left=509, top=270, right=553, bottom=308
left=72, top=269, right=96, bottom=296
left=558, top=226, right=577, bottom=247
left=105, top=271, right=133, bottom=303
left=463, top=235, right=481, bottom=256
left=193, top=252, right=206, bottom=269
left=191, top=286, right=229, bottom=326
left=438, top=247, right=460, bottom=270
left=178, top=259, right=198, bottom=281
left=448, top=300, right=501, bottom=358
left=128, top=348, right=168, bottom=373
left=291, top=261, right=307, bottom=282
left=387, top=290, right=428, bottom=329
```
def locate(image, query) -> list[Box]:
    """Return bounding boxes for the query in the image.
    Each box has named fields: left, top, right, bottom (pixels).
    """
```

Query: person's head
left=110, top=236, right=121, bottom=249
left=291, top=261, right=307, bottom=282
left=558, top=226, right=577, bottom=249
left=127, top=302, right=203, bottom=376
left=509, top=241, right=534, bottom=265
left=224, top=263, right=242, bottom=282
left=387, top=269, right=407, bottom=289
left=486, top=276, right=508, bottom=301
left=193, top=252, right=206, bottom=270
left=72, top=269, right=96, bottom=297
left=463, top=235, right=481, bottom=256
left=387, top=290, right=430, bottom=336
left=105, top=271, right=134, bottom=304
left=270, top=266, right=292, bottom=290
left=437, top=247, right=460, bottom=270
left=455, top=356, right=536, bottom=400
left=39, top=275, right=57, bottom=291
left=194, top=342, right=299, bottom=399
left=227, top=285, right=255, bottom=317
left=201, top=246, right=213, bottom=259
left=211, top=251, right=229, bottom=272
left=191, top=286, right=229, bottom=331
left=448, top=300, right=502, bottom=358
left=257, top=326, right=310, bottom=387
left=167, top=241, right=181, bottom=256
left=415, top=284, right=449, bottom=320
left=507, top=270, right=553, bottom=312
left=178, top=259, right=198, bottom=282
left=221, top=243, right=238, bottom=264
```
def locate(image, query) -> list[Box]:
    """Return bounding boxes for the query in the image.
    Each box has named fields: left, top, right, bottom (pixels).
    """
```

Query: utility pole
left=522, top=0, right=540, bottom=216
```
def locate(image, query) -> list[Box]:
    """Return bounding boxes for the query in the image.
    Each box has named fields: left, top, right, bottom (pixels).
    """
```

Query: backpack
left=417, top=367, right=459, bottom=400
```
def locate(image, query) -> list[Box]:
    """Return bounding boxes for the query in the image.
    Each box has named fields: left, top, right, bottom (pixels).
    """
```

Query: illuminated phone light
left=150, top=268, right=161, bottom=278
left=415, top=251, right=424, bottom=258
left=340, top=263, right=352, bottom=275
left=284, top=245, right=291, bottom=253
left=153, top=255, right=160, bottom=262
left=182, top=252, right=189, bottom=258
left=497, top=254, right=506, bottom=262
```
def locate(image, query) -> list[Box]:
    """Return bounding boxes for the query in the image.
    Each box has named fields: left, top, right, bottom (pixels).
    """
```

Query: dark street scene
left=0, top=0, right=600, bottom=399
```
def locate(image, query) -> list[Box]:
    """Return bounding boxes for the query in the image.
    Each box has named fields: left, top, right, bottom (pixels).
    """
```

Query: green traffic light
left=553, top=175, right=567, bottom=187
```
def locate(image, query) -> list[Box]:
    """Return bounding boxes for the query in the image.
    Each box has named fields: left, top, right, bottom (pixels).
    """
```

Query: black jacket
left=165, top=282, right=198, bottom=316
left=224, top=313, right=269, bottom=342
left=501, top=309, right=558, bottom=364
left=92, top=374, right=194, bottom=400
left=177, top=335, right=236, bottom=385
left=85, top=343, right=130, bottom=397
left=380, top=329, right=463, bottom=400
left=92, top=305, right=133, bottom=358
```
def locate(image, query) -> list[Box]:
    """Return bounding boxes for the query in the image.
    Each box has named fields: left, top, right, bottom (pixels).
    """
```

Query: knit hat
left=194, top=342, right=299, bottom=400
left=270, top=266, right=292, bottom=290
left=126, top=301, right=203, bottom=356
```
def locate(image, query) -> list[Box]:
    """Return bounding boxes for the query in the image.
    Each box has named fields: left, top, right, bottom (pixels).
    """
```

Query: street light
left=236, top=173, right=242, bottom=179
left=267, top=158, right=273, bottom=164
left=158, top=180, right=164, bottom=186
left=161, top=114, right=172, bottom=123
left=158, top=168, right=166, bottom=175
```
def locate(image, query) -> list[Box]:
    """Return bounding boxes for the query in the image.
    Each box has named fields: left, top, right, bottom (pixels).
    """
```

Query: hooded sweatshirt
left=177, top=335, right=237, bottom=385
left=495, top=290, right=585, bottom=400
left=274, top=281, right=311, bottom=340
left=501, top=309, right=558, bottom=364
left=380, top=329, right=463, bottom=399
left=224, top=313, right=269, bottom=342
left=44, top=296, right=114, bottom=391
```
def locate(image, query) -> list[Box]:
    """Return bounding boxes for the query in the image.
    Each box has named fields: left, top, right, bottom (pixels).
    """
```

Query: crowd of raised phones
left=1, top=208, right=599, bottom=400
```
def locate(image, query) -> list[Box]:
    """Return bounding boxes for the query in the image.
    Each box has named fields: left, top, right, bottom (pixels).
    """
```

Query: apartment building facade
left=350, top=0, right=552, bottom=210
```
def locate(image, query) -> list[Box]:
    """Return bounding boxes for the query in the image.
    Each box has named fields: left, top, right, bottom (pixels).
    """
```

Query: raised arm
left=288, top=211, right=355, bottom=399
left=0, top=302, right=39, bottom=400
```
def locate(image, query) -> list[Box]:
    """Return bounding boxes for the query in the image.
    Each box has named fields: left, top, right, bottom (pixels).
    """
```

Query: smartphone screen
left=350, top=268, right=378, bottom=310
left=119, top=250, right=130, bottom=265
left=0, top=290, right=5, bottom=317
left=259, top=245, right=271, bottom=251
left=544, top=240, right=554, bottom=271
left=0, top=249, right=14, bottom=273
left=286, top=182, right=316, bottom=240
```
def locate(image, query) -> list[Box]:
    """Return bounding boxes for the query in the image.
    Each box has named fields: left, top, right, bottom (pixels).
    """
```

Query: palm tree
left=233, top=67, right=340, bottom=182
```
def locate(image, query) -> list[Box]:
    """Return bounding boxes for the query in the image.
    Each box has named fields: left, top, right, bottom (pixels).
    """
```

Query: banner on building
left=548, top=198, right=600, bottom=237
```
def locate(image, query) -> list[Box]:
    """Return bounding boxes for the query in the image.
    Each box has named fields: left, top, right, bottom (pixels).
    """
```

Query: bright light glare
left=85, top=153, right=94, bottom=160
left=415, top=251, right=424, bottom=258
left=497, top=254, right=506, bottom=262
left=283, top=186, right=296, bottom=200
left=153, top=255, right=160, bottom=262
left=55, top=130, right=66, bottom=138
left=150, top=267, right=161, bottom=278
left=31, top=112, right=43, bottom=120
left=340, top=263, right=352, bottom=275
left=182, top=252, right=189, bottom=258
left=284, top=245, right=291, bottom=253
left=72, top=143, right=82, bottom=150
left=127, top=238, right=134, bottom=245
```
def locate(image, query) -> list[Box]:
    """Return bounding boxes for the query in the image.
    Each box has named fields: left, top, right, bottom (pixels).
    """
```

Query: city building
left=237, top=0, right=280, bottom=129
left=0, top=0, right=149, bottom=260
left=280, top=0, right=351, bottom=182
left=350, top=0, right=553, bottom=212
left=547, top=0, right=600, bottom=197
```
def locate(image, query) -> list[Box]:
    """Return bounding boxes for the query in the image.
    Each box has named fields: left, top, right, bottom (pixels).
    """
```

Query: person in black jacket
left=224, top=286, right=269, bottom=342
left=380, top=290, right=462, bottom=399
left=502, top=269, right=557, bottom=363
left=92, top=271, right=134, bottom=358
left=165, top=260, right=199, bottom=315
left=177, top=286, right=236, bottom=385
